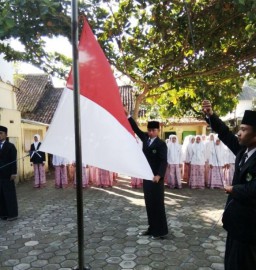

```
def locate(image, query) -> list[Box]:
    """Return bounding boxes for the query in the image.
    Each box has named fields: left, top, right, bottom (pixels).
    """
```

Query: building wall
left=0, top=81, right=17, bottom=110
left=137, top=122, right=207, bottom=144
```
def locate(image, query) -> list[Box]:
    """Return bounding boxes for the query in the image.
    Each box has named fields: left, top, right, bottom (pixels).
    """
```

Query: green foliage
left=0, top=0, right=256, bottom=118
left=0, top=0, right=71, bottom=77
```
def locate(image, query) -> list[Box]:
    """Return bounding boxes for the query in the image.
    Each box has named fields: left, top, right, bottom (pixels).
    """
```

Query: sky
left=10, top=35, right=130, bottom=87
left=11, top=36, right=72, bottom=87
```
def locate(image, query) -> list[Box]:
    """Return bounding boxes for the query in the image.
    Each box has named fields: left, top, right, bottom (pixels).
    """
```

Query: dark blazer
left=207, top=114, right=256, bottom=243
left=0, top=141, right=17, bottom=179
left=30, top=142, right=46, bottom=164
left=128, top=117, right=167, bottom=177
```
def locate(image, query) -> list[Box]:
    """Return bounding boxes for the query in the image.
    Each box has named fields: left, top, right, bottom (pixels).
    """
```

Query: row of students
left=53, top=156, right=117, bottom=189
left=163, top=134, right=236, bottom=189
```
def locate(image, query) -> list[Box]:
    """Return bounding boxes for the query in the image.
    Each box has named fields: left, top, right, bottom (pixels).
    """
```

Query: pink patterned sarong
left=208, top=166, right=224, bottom=189
left=189, top=165, right=205, bottom=189
left=54, top=165, right=68, bottom=188
left=167, top=164, right=182, bottom=189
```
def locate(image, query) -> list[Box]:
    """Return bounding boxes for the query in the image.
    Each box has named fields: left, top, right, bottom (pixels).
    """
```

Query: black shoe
left=0, top=216, right=7, bottom=220
left=7, top=217, right=18, bottom=221
left=150, top=234, right=167, bottom=240
left=139, top=230, right=151, bottom=236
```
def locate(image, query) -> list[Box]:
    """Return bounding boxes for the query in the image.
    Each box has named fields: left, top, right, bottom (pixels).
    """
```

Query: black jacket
left=0, top=141, right=17, bottom=179
left=207, top=114, right=256, bottom=243
left=128, top=117, right=167, bottom=178
left=30, top=142, right=46, bottom=164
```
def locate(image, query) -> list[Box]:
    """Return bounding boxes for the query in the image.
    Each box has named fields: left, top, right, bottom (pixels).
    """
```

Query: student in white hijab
left=224, top=145, right=236, bottom=186
left=52, top=155, right=69, bottom=188
left=189, top=135, right=206, bottom=189
left=30, top=134, right=46, bottom=188
left=166, top=135, right=182, bottom=189
left=208, top=135, right=226, bottom=189
left=182, top=135, right=195, bottom=183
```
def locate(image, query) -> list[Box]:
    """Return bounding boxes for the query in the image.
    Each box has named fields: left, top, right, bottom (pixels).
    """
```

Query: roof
left=15, top=74, right=63, bottom=124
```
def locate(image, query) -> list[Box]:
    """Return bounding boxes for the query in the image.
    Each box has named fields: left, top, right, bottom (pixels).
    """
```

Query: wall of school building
left=138, top=122, right=207, bottom=144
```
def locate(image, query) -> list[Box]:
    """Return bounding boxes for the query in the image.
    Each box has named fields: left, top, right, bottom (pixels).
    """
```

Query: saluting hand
left=123, top=105, right=129, bottom=117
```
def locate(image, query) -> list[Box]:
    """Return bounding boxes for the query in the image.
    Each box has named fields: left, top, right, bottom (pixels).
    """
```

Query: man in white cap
left=202, top=100, right=256, bottom=270
left=0, top=125, right=18, bottom=221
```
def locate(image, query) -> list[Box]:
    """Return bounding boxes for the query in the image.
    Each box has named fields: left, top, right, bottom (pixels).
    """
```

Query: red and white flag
left=40, top=20, right=153, bottom=180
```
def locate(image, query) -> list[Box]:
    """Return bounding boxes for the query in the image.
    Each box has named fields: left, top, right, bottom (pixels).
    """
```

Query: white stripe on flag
left=40, top=88, right=154, bottom=180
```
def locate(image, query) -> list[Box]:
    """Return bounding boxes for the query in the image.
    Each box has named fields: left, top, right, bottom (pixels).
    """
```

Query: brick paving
left=0, top=173, right=227, bottom=270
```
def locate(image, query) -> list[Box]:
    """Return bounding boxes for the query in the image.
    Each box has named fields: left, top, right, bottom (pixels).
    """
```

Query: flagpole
left=71, top=1, right=90, bottom=270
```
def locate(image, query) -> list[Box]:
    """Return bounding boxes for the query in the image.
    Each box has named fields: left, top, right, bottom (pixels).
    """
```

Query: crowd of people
left=131, top=132, right=236, bottom=191
left=1, top=100, right=256, bottom=269
left=52, top=158, right=118, bottom=189
left=29, top=132, right=236, bottom=192
left=165, top=133, right=236, bottom=190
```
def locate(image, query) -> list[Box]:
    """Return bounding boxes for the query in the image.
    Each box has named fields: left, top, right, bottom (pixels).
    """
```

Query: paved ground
left=0, top=173, right=227, bottom=270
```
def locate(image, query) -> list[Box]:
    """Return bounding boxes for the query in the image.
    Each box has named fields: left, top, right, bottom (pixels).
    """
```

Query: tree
left=1, top=0, right=256, bottom=119
left=0, top=0, right=72, bottom=77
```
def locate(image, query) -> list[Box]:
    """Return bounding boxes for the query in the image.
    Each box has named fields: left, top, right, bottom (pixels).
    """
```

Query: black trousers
left=0, top=178, right=18, bottom=218
left=143, top=178, right=168, bottom=237
left=225, top=233, right=256, bottom=270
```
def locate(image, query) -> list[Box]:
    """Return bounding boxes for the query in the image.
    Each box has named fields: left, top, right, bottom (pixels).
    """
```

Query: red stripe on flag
left=67, top=19, right=134, bottom=135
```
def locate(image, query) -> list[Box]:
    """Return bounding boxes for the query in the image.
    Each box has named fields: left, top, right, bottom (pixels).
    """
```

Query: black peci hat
left=0, top=125, right=8, bottom=133
left=241, top=110, right=256, bottom=127
left=147, top=121, right=160, bottom=129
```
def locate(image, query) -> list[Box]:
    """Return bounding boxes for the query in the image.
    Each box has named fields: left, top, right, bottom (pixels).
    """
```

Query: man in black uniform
left=125, top=108, right=168, bottom=240
left=0, top=125, right=18, bottom=221
left=202, top=100, right=256, bottom=270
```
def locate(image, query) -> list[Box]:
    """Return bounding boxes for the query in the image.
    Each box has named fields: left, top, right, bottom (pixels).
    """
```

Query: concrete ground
left=0, top=173, right=227, bottom=270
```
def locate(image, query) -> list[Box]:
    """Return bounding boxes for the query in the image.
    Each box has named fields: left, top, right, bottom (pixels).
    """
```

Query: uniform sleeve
left=128, top=117, right=147, bottom=142
left=10, top=144, right=17, bottom=175
left=206, top=114, right=240, bottom=155
left=157, top=142, right=168, bottom=177
left=232, top=179, right=256, bottom=205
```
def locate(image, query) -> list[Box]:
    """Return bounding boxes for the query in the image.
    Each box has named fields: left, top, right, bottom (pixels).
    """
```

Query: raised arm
left=202, top=100, right=240, bottom=156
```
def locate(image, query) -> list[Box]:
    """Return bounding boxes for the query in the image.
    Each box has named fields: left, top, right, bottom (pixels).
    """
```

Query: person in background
left=97, top=168, right=113, bottom=188
left=52, top=155, right=68, bottom=188
left=73, top=163, right=89, bottom=189
left=202, top=100, right=256, bottom=270
left=166, top=135, right=182, bottom=189
left=205, top=133, right=215, bottom=186
left=208, top=135, right=226, bottom=189
left=0, top=125, right=18, bottom=221
left=67, top=160, right=75, bottom=186
left=189, top=135, right=206, bottom=189
left=224, top=146, right=236, bottom=186
left=125, top=106, right=168, bottom=240
left=30, top=134, right=46, bottom=188
left=131, top=176, right=143, bottom=188
left=182, top=135, right=195, bottom=183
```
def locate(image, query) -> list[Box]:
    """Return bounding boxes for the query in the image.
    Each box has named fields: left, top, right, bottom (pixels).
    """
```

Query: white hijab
left=33, top=134, right=41, bottom=149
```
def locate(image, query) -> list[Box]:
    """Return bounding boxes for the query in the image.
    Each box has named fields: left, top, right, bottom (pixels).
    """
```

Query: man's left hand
left=10, top=174, right=17, bottom=181
left=224, top=185, right=233, bottom=194
left=153, top=175, right=161, bottom=183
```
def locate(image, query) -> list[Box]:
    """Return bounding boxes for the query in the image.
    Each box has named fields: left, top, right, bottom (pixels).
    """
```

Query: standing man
left=202, top=100, right=256, bottom=270
left=30, top=134, right=46, bottom=188
left=125, top=108, right=168, bottom=240
left=0, top=125, right=18, bottom=221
